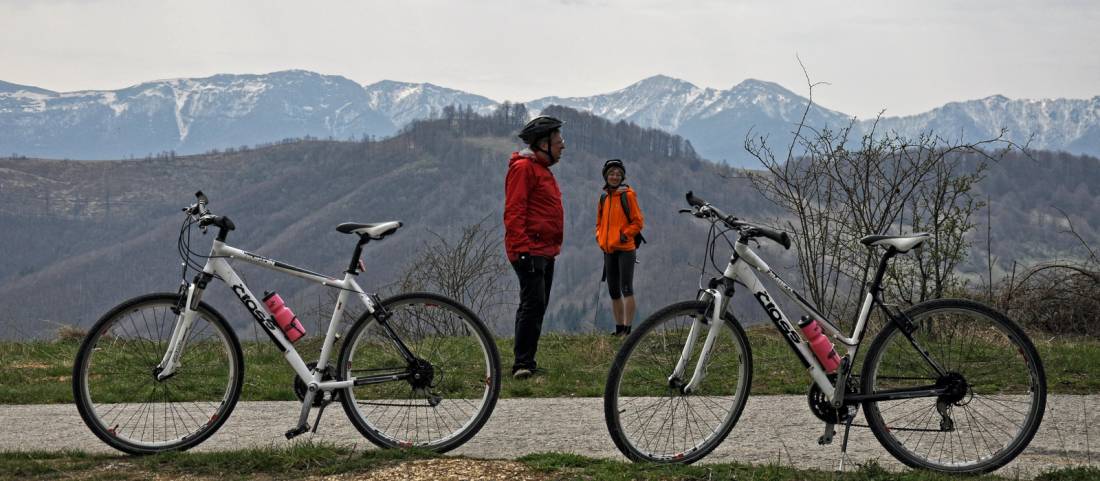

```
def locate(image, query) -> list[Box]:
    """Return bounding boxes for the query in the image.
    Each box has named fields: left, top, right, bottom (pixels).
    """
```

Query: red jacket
left=504, top=150, right=564, bottom=262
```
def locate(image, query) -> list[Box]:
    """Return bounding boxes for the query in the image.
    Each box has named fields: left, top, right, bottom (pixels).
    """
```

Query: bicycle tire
left=861, top=298, right=1046, bottom=474
left=337, top=292, right=501, bottom=453
left=73, top=293, right=244, bottom=455
left=604, top=300, right=753, bottom=463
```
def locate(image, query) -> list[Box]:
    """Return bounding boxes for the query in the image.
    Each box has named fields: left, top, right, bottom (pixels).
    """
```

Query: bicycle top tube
left=183, top=191, right=401, bottom=290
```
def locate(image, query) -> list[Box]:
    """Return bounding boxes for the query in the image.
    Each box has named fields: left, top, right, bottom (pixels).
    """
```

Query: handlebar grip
left=685, top=191, right=706, bottom=208
left=199, top=215, right=235, bottom=231
left=752, top=227, right=791, bottom=250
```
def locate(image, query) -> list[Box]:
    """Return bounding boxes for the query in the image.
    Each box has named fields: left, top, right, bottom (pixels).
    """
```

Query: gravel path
left=5, top=395, right=1096, bottom=478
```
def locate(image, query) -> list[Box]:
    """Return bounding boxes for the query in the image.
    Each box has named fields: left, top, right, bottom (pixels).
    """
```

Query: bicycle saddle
left=336, top=221, right=403, bottom=240
left=859, top=233, right=931, bottom=253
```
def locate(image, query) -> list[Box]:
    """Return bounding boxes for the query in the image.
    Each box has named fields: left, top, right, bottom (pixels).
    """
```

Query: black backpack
left=599, top=188, right=647, bottom=247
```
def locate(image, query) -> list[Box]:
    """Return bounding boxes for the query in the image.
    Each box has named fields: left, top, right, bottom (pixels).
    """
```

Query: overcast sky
left=3, top=0, right=1098, bottom=118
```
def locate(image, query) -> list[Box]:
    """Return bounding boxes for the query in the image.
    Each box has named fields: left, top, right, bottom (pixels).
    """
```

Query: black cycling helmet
left=602, top=158, right=625, bottom=179
left=518, top=116, right=564, bottom=145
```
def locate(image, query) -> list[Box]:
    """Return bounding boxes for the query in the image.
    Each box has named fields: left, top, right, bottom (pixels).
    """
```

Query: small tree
left=743, top=64, right=1020, bottom=324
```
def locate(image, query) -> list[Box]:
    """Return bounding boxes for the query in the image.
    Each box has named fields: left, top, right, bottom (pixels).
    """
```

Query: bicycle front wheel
left=338, top=292, right=501, bottom=453
left=604, top=300, right=753, bottom=464
left=861, top=298, right=1046, bottom=474
left=72, top=293, right=244, bottom=455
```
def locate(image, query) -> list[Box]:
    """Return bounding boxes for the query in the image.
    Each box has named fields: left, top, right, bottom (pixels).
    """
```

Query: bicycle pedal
left=285, top=424, right=309, bottom=440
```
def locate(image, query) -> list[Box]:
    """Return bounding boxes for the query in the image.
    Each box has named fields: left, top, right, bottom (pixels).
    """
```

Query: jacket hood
left=511, top=148, right=552, bottom=167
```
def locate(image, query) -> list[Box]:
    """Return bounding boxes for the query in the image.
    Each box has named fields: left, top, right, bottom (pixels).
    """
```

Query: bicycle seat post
left=346, top=235, right=369, bottom=276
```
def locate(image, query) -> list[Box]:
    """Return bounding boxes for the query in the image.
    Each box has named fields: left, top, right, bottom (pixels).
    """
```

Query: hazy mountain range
left=2, top=70, right=1098, bottom=166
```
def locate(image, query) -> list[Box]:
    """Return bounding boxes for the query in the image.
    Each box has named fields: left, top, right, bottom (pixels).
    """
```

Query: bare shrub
left=55, top=323, right=87, bottom=342
left=398, top=217, right=515, bottom=335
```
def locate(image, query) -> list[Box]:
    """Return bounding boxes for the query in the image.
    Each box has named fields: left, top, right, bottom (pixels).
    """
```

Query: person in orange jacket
left=595, top=159, right=644, bottom=336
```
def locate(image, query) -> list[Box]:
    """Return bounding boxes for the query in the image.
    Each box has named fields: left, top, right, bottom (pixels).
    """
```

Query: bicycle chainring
left=294, top=361, right=341, bottom=407
left=807, top=376, right=859, bottom=424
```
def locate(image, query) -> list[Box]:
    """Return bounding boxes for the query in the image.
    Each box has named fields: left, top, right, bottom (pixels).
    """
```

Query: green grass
left=3, top=327, right=1099, bottom=404
left=1, top=445, right=1097, bottom=480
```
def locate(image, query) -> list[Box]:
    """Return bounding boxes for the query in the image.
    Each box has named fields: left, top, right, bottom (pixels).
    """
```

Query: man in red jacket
left=504, top=115, right=565, bottom=379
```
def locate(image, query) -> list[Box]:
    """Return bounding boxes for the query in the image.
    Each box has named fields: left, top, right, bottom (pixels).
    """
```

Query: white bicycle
left=73, top=191, right=501, bottom=455
left=603, top=191, right=1046, bottom=474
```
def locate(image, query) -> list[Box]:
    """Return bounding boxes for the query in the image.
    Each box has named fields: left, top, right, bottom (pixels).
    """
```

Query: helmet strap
left=534, top=133, right=558, bottom=165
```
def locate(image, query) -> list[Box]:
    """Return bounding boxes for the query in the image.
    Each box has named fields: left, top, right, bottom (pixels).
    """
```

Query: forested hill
left=0, top=106, right=1097, bottom=339
left=0, top=106, right=776, bottom=338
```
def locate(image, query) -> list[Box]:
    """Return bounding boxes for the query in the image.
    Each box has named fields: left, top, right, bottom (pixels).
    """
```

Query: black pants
left=604, top=250, right=636, bottom=299
left=512, top=256, right=554, bottom=372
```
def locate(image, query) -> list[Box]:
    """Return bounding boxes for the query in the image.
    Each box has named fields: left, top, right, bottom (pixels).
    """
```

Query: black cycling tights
left=604, top=250, right=636, bottom=299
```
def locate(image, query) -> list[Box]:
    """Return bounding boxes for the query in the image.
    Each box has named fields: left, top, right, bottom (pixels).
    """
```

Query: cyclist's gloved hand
left=517, top=253, right=534, bottom=273
left=619, top=233, right=629, bottom=243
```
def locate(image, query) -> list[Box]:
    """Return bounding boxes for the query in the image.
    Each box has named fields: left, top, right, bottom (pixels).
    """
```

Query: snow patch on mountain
left=364, top=80, right=498, bottom=127
left=1, top=90, right=52, bottom=112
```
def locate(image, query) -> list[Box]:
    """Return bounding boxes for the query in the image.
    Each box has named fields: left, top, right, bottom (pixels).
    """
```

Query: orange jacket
left=596, top=186, right=644, bottom=253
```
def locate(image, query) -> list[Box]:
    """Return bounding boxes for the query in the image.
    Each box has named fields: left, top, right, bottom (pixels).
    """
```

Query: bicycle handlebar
left=683, top=191, right=790, bottom=250
left=182, top=191, right=235, bottom=238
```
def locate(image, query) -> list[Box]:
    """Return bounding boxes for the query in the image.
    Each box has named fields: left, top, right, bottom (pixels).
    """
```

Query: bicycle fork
left=670, top=288, right=730, bottom=394
left=156, top=278, right=208, bottom=380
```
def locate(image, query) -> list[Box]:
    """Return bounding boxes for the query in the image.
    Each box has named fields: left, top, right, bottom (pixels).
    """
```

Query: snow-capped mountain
left=364, top=80, right=497, bottom=127
left=0, top=71, right=394, bottom=159
left=526, top=75, right=852, bottom=164
left=524, top=75, right=1100, bottom=165
left=525, top=75, right=848, bottom=132
left=525, top=75, right=725, bottom=132
left=2, top=71, right=1098, bottom=165
left=871, top=95, right=1100, bottom=155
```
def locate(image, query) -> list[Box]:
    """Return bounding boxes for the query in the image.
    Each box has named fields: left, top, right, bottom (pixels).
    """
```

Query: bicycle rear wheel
left=338, top=292, right=501, bottom=453
left=72, top=293, right=244, bottom=455
left=604, top=300, right=752, bottom=463
left=861, top=298, right=1046, bottom=474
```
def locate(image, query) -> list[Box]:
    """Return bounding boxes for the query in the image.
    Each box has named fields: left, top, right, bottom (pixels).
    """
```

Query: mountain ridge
left=2, top=71, right=1098, bottom=166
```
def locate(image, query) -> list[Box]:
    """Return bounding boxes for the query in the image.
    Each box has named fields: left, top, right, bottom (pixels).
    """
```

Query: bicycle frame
left=155, top=237, right=418, bottom=428
left=678, top=236, right=950, bottom=405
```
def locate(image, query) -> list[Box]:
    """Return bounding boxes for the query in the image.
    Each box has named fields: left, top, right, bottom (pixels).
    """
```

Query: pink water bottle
left=798, top=316, right=841, bottom=373
left=262, top=291, right=306, bottom=343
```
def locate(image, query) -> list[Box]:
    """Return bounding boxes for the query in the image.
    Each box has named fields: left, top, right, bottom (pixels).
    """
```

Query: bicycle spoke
left=863, top=301, right=1045, bottom=473
left=341, top=295, right=498, bottom=451
left=76, top=297, right=241, bottom=454
left=607, top=302, right=750, bottom=462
